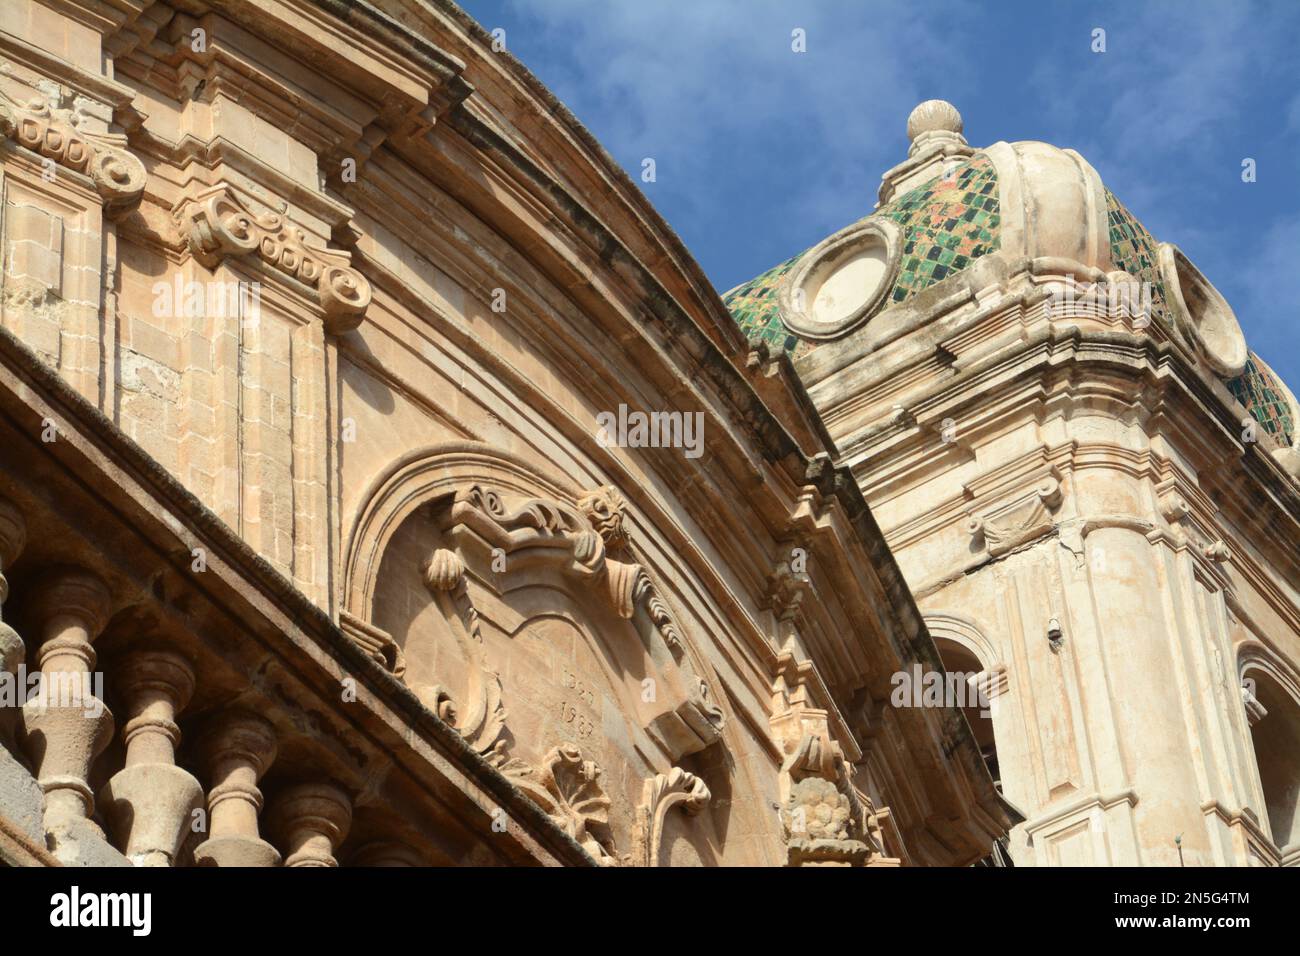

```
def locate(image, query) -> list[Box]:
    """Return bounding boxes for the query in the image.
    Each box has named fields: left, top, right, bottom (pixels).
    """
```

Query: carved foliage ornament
left=0, top=88, right=146, bottom=217
left=174, top=185, right=371, bottom=332
left=500, top=745, right=619, bottom=865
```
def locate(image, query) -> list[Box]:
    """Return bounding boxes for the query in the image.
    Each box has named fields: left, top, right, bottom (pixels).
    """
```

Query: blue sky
left=458, top=0, right=1300, bottom=387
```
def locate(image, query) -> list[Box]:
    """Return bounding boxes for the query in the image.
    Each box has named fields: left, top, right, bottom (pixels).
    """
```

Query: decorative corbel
left=0, top=88, right=146, bottom=217
left=631, top=767, right=711, bottom=867
left=173, top=185, right=371, bottom=333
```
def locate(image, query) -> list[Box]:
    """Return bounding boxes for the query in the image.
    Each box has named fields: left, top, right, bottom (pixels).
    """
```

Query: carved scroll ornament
left=631, top=767, right=711, bottom=867
left=0, top=89, right=146, bottom=217
left=174, top=185, right=371, bottom=332
left=446, top=483, right=725, bottom=755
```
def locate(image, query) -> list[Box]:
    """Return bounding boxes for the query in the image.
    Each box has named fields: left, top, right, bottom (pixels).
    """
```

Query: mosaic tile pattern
left=1228, top=353, right=1295, bottom=446
left=1104, top=189, right=1170, bottom=323
left=879, top=154, right=1000, bottom=304
left=722, top=155, right=1001, bottom=353
left=720, top=251, right=807, bottom=356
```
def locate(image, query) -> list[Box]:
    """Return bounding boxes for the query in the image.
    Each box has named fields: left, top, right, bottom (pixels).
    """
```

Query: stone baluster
left=193, top=712, right=280, bottom=867
left=19, top=568, right=114, bottom=842
left=0, top=498, right=27, bottom=756
left=269, top=782, right=352, bottom=867
left=98, top=650, right=203, bottom=866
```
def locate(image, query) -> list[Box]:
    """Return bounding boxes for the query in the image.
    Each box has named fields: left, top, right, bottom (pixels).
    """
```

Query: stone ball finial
left=907, top=99, right=963, bottom=142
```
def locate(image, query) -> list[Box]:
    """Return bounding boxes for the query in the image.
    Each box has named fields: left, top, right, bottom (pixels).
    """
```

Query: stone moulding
left=631, top=767, right=711, bottom=867
left=173, top=185, right=372, bottom=332
left=0, top=87, right=146, bottom=218
left=966, top=477, right=1063, bottom=558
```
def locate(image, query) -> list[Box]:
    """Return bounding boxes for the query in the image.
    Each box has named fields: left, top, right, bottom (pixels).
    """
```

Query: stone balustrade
left=0, top=492, right=410, bottom=867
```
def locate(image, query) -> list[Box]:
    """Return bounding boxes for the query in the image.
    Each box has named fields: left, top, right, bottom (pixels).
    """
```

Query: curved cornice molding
left=343, top=441, right=576, bottom=621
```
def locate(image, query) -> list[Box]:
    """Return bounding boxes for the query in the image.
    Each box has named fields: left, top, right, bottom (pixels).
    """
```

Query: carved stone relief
left=966, top=476, right=1063, bottom=558
left=630, top=767, right=711, bottom=867
left=0, top=85, right=146, bottom=218
left=173, top=185, right=371, bottom=332
left=367, top=475, right=727, bottom=863
left=770, top=648, right=893, bottom=866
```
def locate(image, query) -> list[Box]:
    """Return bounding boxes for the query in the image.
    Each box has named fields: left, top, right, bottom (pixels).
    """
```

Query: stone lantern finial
left=877, top=99, right=974, bottom=206
left=906, top=99, right=964, bottom=143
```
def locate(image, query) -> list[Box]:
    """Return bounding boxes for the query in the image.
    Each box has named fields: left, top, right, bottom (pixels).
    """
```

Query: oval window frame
left=1158, top=242, right=1247, bottom=379
left=779, top=218, right=902, bottom=341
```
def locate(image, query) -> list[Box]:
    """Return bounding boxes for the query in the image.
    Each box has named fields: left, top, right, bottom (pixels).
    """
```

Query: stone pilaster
left=193, top=712, right=281, bottom=867
left=99, top=650, right=204, bottom=866
left=268, top=782, right=352, bottom=867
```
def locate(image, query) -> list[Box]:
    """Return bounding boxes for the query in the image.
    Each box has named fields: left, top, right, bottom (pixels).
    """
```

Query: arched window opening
left=934, top=638, right=1000, bottom=790
left=1245, top=668, right=1300, bottom=854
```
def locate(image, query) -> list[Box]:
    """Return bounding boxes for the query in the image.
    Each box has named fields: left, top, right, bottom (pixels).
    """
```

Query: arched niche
left=925, top=613, right=1006, bottom=789
left=1239, top=643, right=1300, bottom=859
left=342, top=442, right=729, bottom=864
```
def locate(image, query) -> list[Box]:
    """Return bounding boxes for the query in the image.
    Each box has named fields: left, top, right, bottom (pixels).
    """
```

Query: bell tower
left=727, top=100, right=1300, bottom=866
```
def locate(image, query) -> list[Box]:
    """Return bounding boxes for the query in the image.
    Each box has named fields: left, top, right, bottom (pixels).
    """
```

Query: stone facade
left=728, top=101, right=1300, bottom=866
left=0, top=3, right=1012, bottom=867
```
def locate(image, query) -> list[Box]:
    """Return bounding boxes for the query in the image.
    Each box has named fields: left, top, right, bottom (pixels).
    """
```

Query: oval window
left=1158, top=243, right=1247, bottom=379
left=780, top=219, right=900, bottom=340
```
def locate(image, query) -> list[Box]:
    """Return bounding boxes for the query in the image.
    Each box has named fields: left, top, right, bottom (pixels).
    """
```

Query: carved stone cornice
left=173, top=185, right=372, bottom=332
left=0, top=87, right=146, bottom=217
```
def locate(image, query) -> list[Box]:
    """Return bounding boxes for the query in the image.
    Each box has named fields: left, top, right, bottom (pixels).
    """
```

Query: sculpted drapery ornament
left=173, top=185, right=372, bottom=332
left=0, top=87, right=146, bottom=218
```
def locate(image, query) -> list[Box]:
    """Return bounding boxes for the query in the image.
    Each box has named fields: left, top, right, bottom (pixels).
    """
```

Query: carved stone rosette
left=174, top=185, right=372, bottom=332
left=0, top=89, right=146, bottom=217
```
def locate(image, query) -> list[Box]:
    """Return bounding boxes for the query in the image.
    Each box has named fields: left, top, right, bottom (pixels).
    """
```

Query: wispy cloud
left=495, top=0, right=980, bottom=285
left=472, top=0, right=1300, bottom=385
